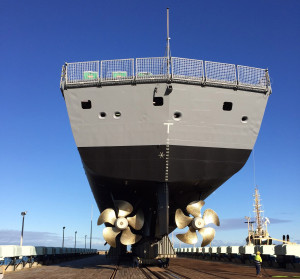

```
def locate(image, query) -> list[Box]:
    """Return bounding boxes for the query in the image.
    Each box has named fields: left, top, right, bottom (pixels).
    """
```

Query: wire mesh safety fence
left=172, top=57, right=204, bottom=82
left=63, top=57, right=270, bottom=91
left=66, top=61, right=99, bottom=84
left=136, top=57, right=169, bottom=80
left=101, top=59, right=134, bottom=81
left=205, top=61, right=237, bottom=85
left=237, top=65, right=269, bottom=88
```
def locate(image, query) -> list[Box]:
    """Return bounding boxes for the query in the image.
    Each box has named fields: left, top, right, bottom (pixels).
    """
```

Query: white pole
left=172, top=231, right=174, bottom=248
left=90, top=204, right=93, bottom=249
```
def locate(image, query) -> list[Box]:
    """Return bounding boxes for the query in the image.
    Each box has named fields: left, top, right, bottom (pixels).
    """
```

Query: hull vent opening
left=81, top=100, right=92, bottom=109
left=223, top=102, right=232, bottom=111
left=153, top=97, right=164, bottom=106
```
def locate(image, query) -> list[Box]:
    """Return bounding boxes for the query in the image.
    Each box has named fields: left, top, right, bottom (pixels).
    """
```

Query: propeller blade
left=120, top=227, right=142, bottom=245
left=103, top=227, right=121, bottom=248
left=175, top=209, right=193, bottom=229
left=186, top=200, right=205, bottom=218
left=203, top=209, right=220, bottom=226
left=199, top=227, right=215, bottom=247
left=115, top=200, right=133, bottom=217
left=176, top=227, right=198, bottom=244
left=97, top=208, right=117, bottom=226
left=127, top=209, right=144, bottom=230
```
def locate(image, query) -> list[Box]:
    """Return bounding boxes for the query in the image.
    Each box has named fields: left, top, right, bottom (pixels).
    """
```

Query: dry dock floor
left=3, top=255, right=300, bottom=279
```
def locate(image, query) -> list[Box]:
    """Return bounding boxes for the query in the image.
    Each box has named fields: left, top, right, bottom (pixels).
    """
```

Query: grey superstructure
left=60, top=56, right=271, bottom=251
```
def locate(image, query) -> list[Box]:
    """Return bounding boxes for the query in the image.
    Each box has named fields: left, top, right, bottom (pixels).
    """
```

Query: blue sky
left=0, top=0, right=299, bottom=249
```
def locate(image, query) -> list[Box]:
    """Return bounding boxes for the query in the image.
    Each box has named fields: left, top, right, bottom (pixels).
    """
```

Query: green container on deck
left=83, top=71, right=98, bottom=80
left=137, top=72, right=153, bottom=77
left=112, top=71, right=127, bottom=78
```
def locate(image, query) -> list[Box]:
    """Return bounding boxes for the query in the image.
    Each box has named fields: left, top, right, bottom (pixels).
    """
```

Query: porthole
left=99, top=112, right=106, bottom=119
left=241, top=116, right=248, bottom=123
left=114, top=111, right=121, bottom=119
left=173, top=111, right=182, bottom=120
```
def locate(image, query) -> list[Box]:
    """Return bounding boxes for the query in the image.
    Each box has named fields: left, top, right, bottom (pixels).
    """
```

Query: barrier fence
left=172, top=57, right=204, bottom=82
left=175, top=245, right=300, bottom=269
left=63, top=57, right=270, bottom=91
left=0, top=246, right=98, bottom=271
left=101, top=58, right=134, bottom=81
left=205, top=61, right=236, bottom=85
left=136, top=57, right=169, bottom=80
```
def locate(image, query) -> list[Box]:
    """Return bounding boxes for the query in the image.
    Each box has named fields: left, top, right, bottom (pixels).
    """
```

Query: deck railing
left=62, top=57, right=270, bottom=91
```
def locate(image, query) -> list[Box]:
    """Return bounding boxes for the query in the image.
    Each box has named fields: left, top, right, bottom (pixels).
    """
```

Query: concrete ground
left=2, top=255, right=300, bottom=279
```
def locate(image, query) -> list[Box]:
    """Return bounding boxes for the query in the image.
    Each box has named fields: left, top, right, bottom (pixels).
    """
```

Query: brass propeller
left=177, top=227, right=198, bottom=244
left=127, top=209, right=144, bottom=230
left=199, top=227, right=215, bottom=247
left=175, top=200, right=220, bottom=247
left=103, top=227, right=121, bottom=247
left=97, top=208, right=116, bottom=226
left=120, top=227, right=142, bottom=245
left=186, top=200, right=205, bottom=218
left=175, top=209, right=193, bottom=229
left=97, top=200, right=144, bottom=248
left=115, top=200, right=133, bottom=217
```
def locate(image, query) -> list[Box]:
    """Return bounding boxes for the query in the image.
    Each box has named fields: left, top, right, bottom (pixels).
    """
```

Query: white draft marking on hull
left=165, top=138, right=170, bottom=182
left=164, top=122, right=174, bottom=134
left=158, top=152, right=165, bottom=159
left=164, top=122, right=174, bottom=182
left=163, top=122, right=173, bottom=182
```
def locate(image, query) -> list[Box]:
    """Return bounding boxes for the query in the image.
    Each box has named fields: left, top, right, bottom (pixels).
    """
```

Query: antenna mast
left=166, top=8, right=171, bottom=77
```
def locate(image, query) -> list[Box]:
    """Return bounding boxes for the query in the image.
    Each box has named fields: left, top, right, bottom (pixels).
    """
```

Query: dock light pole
left=85, top=235, right=87, bottom=249
left=75, top=231, right=77, bottom=248
left=20, top=211, right=27, bottom=246
left=62, top=227, right=66, bottom=248
left=90, top=205, right=93, bottom=249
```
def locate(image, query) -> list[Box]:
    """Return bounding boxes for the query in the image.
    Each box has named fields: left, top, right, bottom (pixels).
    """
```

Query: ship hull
left=79, top=145, right=251, bottom=183
left=63, top=81, right=269, bottom=239
left=79, top=144, right=251, bottom=236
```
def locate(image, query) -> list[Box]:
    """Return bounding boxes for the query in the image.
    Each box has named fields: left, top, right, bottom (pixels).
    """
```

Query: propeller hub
left=115, top=217, right=128, bottom=230
left=192, top=217, right=204, bottom=230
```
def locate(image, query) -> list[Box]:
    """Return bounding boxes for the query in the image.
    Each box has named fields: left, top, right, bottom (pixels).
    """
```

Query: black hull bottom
left=78, top=145, right=251, bottom=238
